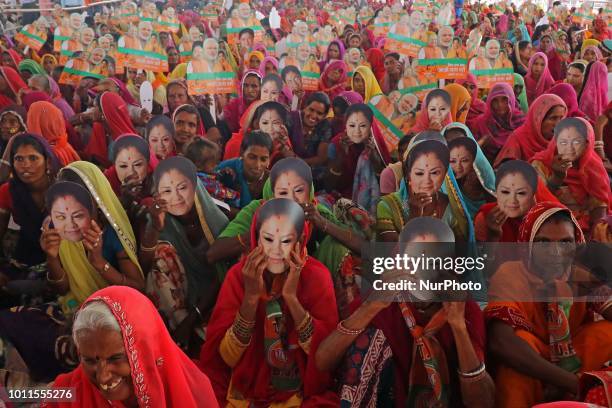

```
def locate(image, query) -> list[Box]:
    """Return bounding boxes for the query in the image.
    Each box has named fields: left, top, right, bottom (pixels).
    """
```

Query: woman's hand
left=485, top=205, right=507, bottom=235
left=408, top=191, right=434, bottom=214
left=301, top=202, right=324, bottom=228
left=40, top=217, right=61, bottom=259
left=120, top=173, right=144, bottom=204
left=83, top=220, right=105, bottom=270
left=282, top=242, right=307, bottom=301
left=149, top=194, right=168, bottom=232
left=443, top=301, right=467, bottom=330
left=551, top=154, right=572, bottom=178
left=242, top=246, right=267, bottom=302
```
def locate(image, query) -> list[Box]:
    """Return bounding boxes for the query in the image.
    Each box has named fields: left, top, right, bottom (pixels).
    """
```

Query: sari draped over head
left=548, top=83, right=588, bottom=121
left=512, top=73, right=529, bottom=113
left=56, top=161, right=143, bottom=314
left=0, top=105, right=27, bottom=151
left=352, top=65, right=382, bottom=103
left=259, top=55, right=279, bottom=76
left=592, top=17, right=611, bottom=42
left=173, top=103, right=206, bottom=137
left=444, top=83, right=472, bottom=124
left=17, top=59, right=46, bottom=76
left=154, top=177, right=228, bottom=306
left=223, top=100, right=264, bottom=160
left=472, top=83, right=526, bottom=159
left=26, top=101, right=80, bottom=166
left=85, top=92, right=137, bottom=167
left=200, top=208, right=338, bottom=406
left=531, top=118, right=611, bottom=227
left=411, top=90, right=453, bottom=133
left=3, top=50, right=23, bottom=68
left=168, top=62, right=188, bottom=80
left=495, top=94, right=567, bottom=167
left=47, top=286, right=218, bottom=408
left=0, top=67, right=28, bottom=109
left=223, top=70, right=263, bottom=133
left=103, top=133, right=158, bottom=197
left=319, top=60, right=349, bottom=102
left=538, top=35, right=563, bottom=81
left=524, top=52, right=555, bottom=105
left=578, top=61, right=608, bottom=122
left=109, top=77, right=139, bottom=106
left=8, top=133, right=60, bottom=266
left=580, top=45, right=604, bottom=62
left=319, top=39, right=346, bottom=71
left=48, top=76, right=76, bottom=119
left=245, top=50, right=265, bottom=68
left=457, top=73, right=486, bottom=127
left=442, top=122, right=496, bottom=219
left=365, top=48, right=385, bottom=83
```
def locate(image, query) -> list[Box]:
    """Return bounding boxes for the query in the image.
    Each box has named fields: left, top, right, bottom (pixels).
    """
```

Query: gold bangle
left=140, top=242, right=158, bottom=252
left=329, top=167, right=342, bottom=176
left=46, top=270, right=66, bottom=283
left=296, top=312, right=312, bottom=332
left=336, top=320, right=364, bottom=336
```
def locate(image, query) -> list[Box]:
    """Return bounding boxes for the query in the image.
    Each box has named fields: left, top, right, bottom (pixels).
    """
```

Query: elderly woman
left=45, top=286, right=218, bottom=407
left=200, top=198, right=339, bottom=406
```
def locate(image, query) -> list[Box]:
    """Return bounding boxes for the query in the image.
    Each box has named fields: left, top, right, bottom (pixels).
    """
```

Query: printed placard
left=470, top=68, right=514, bottom=89
left=385, top=32, right=426, bottom=58
left=301, top=71, right=321, bottom=92
left=373, top=22, right=393, bottom=38
left=14, top=26, right=47, bottom=52
left=369, top=95, right=404, bottom=153
left=398, top=82, right=438, bottom=101
left=186, top=71, right=236, bottom=95
left=416, top=58, right=468, bottom=81
left=59, top=59, right=105, bottom=87
left=227, top=25, right=264, bottom=46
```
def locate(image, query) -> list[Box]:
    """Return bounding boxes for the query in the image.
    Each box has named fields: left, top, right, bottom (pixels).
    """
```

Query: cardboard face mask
left=140, top=80, right=154, bottom=113
left=47, top=182, right=94, bottom=243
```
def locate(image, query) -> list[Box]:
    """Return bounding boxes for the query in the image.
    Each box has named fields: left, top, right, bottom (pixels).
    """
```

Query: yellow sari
left=352, top=65, right=383, bottom=103
left=57, top=161, right=143, bottom=313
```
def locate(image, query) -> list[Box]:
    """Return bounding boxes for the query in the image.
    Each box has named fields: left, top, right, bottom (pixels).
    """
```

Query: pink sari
left=524, top=52, right=555, bottom=105
left=578, top=61, right=608, bottom=122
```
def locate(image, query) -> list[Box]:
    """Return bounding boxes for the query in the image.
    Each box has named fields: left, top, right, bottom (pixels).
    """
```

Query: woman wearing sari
left=444, top=123, right=496, bottom=220
left=548, top=83, right=589, bottom=122
left=208, top=157, right=367, bottom=318
left=216, top=131, right=273, bottom=209
left=330, top=91, right=364, bottom=136
left=0, top=133, right=59, bottom=306
left=486, top=202, right=612, bottom=408
left=411, top=89, right=453, bottom=133
left=224, top=70, right=262, bottom=133
left=318, top=39, right=345, bottom=72
left=0, top=161, right=144, bottom=382
left=26, top=101, right=80, bottom=166
left=260, top=55, right=280, bottom=76
left=524, top=52, right=555, bottom=105
left=494, top=94, right=567, bottom=167
left=200, top=198, right=339, bottom=407
left=471, top=83, right=526, bottom=162
left=365, top=48, right=385, bottom=83
left=288, top=92, right=332, bottom=187
left=512, top=73, right=529, bottom=114
left=319, top=60, right=349, bottom=102
left=84, top=92, right=137, bottom=167
left=376, top=136, right=473, bottom=244
left=141, top=157, right=229, bottom=354
left=325, top=103, right=391, bottom=213
left=580, top=45, right=603, bottom=64
left=0, top=105, right=27, bottom=156
left=316, top=217, right=494, bottom=408
left=444, top=83, right=472, bottom=124
left=474, top=160, right=557, bottom=243
left=538, top=34, right=564, bottom=81
left=1, top=50, right=22, bottom=70
left=45, top=286, right=218, bottom=408
left=351, top=65, right=382, bottom=104
left=457, top=73, right=486, bottom=129
left=531, top=117, right=610, bottom=233
left=578, top=61, right=608, bottom=123
left=17, top=59, right=46, bottom=81
left=0, top=67, right=28, bottom=110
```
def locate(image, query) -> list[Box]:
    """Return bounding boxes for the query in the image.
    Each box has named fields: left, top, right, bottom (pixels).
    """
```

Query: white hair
left=72, top=301, right=121, bottom=347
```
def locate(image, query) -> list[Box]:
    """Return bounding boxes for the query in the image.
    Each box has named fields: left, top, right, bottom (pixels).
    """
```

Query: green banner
left=19, top=29, right=45, bottom=45
left=399, top=82, right=437, bottom=95
left=301, top=71, right=321, bottom=79
left=226, top=26, right=264, bottom=34
left=63, top=67, right=105, bottom=80
left=417, top=58, right=467, bottom=66
left=471, top=68, right=514, bottom=76
left=369, top=100, right=404, bottom=140
left=186, top=72, right=236, bottom=80
left=374, top=22, right=393, bottom=27
left=387, top=32, right=426, bottom=47
left=55, top=35, right=70, bottom=42
left=158, top=21, right=180, bottom=29
left=118, top=47, right=168, bottom=61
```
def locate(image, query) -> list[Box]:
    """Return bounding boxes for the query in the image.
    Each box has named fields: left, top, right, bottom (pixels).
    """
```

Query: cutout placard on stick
left=186, top=39, right=236, bottom=95
left=117, top=22, right=168, bottom=73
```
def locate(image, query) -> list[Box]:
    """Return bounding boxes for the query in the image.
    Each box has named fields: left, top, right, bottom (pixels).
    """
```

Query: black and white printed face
left=51, top=195, right=93, bottom=242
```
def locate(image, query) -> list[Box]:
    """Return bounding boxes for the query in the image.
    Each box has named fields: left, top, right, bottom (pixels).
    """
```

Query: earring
left=46, top=168, right=51, bottom=175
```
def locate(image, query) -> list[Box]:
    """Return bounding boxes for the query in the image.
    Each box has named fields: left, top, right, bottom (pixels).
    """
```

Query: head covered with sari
left=26, top=100, right=80, bottom=166
left=49, top=286, right=218, bottom=408
left=532, top=117, right=611, bottom=209
left=18, top=59, right=46, bottom=76
left=352, top=65, right=382, bottom=103
left=495, top=93, right=567, bottom=167
left=0, top=66, right=28, bottom=109
left=524, top=52, right=555, bottom=104
left=200, top=198, right=338, bottom=406
left=320, top=59, right=349, bottom=101
left=444, top=83, right=472, bottom=124
left=577, top=61, right=608, bottom=122
left=456, top=73, right=486, bottom=124
left=548, top=83, right=587, bottom=120
left=55, top=161, right=143, bottom=313
left=411, top=89, right=453, bottom=133
left=512, top=73, right=529, bottom=113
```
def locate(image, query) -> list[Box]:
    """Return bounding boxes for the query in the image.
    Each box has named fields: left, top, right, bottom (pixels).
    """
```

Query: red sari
left=44, top=286, right=218, bottom=408
left=524, top=52, right=555, bottom=105
left=494, top=94, right=567, bottom=167
left=200, top=212, right=339, bottom=407
left=0, top=66, right=27, bottom=110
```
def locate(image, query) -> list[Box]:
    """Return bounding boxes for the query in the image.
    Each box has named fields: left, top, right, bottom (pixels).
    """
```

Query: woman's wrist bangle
left=329, top=167, right=342, bottom=176
left=140, top=242, right=158, bottom=252
left=193, top=305, right=204, bottom=321
left=336, top=320, right=365, bottom=336
left=0, top=159, right=9, bottom=166
left=46, top=270, right=66, bottom=283
left=237, top=234, right=247, bottom=249
left=458, top=362, right=486, bottom=378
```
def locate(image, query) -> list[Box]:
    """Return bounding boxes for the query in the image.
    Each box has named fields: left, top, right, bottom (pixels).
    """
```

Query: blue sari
left=215, top=158, right=253, bottom=208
